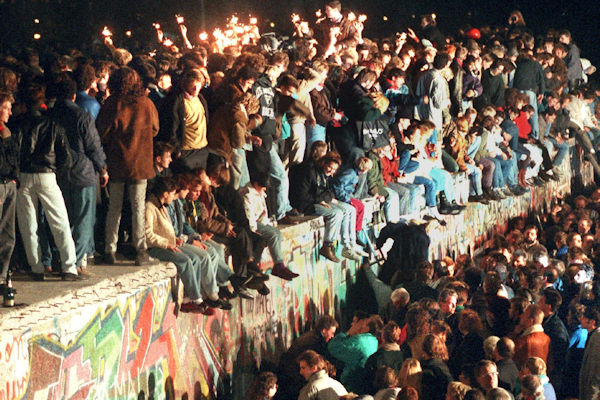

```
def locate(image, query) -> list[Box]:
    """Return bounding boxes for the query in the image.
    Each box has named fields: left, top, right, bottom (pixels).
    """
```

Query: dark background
left=0, top=0, right=598, bottom=65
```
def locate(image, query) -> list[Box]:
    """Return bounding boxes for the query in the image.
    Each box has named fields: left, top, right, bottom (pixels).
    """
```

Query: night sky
left=0, top=0, right=598, bottom=66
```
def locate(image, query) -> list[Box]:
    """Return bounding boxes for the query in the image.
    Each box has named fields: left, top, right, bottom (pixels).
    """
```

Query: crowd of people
left=0, top=1, right=599, bottom=397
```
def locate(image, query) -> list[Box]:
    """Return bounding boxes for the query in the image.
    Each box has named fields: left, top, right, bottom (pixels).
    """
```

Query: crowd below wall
left=0, top=1, right=600, bottom=399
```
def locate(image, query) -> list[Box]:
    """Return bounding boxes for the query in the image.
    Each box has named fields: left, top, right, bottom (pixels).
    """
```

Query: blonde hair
left=399, top=358, right=422, bottom=392
left=447, top=381, right=472, bottom=400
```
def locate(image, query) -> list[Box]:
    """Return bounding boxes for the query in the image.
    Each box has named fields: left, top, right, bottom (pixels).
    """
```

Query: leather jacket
left=15, top=109, right=72, bottom=173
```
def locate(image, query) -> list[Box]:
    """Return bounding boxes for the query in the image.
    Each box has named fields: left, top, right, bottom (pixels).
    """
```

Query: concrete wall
left=0, top=155, right=590, bottom=400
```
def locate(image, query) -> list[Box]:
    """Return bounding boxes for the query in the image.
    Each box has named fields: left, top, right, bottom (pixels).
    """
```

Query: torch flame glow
left=176, top=15, right=185, bottom=24
left=358, top=14, right=367, bottom=22
left=101, top=26, right=112, bottom=37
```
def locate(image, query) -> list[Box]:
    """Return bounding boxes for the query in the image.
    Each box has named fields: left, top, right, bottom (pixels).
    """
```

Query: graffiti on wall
left=0, top=219, right=358, bottom=400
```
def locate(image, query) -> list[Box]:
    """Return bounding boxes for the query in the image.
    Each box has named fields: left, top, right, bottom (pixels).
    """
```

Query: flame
left=291, top=14, right=301, bottom=23
left=315, top=9, right=322, bottom=18
left=101, top=26, right=112, bottom=37
left=125, top=30, right=132, bottom=37
left=358, top=14, right=367, bottom=22
left=153, top=22, right=161, bottom=30
left=230, top=15, right=238, bottom=24
left=176, top=15, right=185, bottom=24
left=199, top=32, right=208, bottom=41
left=249, top=17, right=257, bottom=25
left=33, top=33, right=41, bottom=40
left=163, top=38, right=173, bottom=46
left=347, top=12, right=356, bottom=21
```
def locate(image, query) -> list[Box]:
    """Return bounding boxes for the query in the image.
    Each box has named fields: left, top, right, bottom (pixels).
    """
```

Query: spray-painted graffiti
left=0, top=219, right=357, bottom=400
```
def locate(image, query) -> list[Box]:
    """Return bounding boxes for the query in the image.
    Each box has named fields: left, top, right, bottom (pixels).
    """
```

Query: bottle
left=3, top=270, right=14, bottom=307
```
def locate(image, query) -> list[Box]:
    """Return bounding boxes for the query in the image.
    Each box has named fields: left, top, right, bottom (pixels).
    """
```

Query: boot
left=437, top=192, right=454, bottom=215
left=483, top=187, right=500, bottom=201
left=518, top=169, right=528, bottom=188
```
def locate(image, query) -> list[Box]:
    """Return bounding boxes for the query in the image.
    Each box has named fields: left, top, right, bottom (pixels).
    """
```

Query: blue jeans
left=430, top=168, right=456, bottom=202
left=386, top=182, right=412, bottom=215
left=61, top=183, right=97, bottom=268
left=306, top=124, right=326, bottom=159
left=314, top=201, right=354, bottom=245
left=204, top=239, right=233, bottom=285
left=467, top=136, right=481, bottom=160
left=148, top=244, right=217, bottom=301
left=383, top=189, right=400, bottom=223
left=17, top=173, right=77, bottom=274
left=105, top=180, right=147, bottom=254
left=465, top=164, right=483, bottom=195
left=492, top=154, right=518, bottom=188
left=413, top=175, right=437, bottom=206
left=231, top=148, right=250, bottom=190
left=548, top=138, right=569, bottom=167
left=256, top=223, right=283, bottom=264
left=268, top=147, right=292, bottom=220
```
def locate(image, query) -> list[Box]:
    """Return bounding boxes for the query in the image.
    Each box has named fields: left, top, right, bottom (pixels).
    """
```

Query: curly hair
left=107, top=67, right=145, bottom=101
left=245, top=371, right=277, bottom=400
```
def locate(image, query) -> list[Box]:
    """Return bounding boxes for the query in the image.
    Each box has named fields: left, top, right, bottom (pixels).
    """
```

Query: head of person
left=580, top=305, right=600, bottom=332
left=520, top=304, right=544, bottom=329
left=180, top=67, right=206, bottom=98
left=537, top=287, right=562, bottom=317
left=250, top=173, right=270, bottom=194
left=391, top=288, right=410, bottom=309
left=206, top=163, right=231, bottom=188
left=475, top=360, right=498, bottom=392
left=315, top=315, right=339, bottom=342
left=0, top=90, right=14, bottom=125
left=308, top=140, right=328, bottom=162
left=398, top=358, right=422, bottom=389
left=381, top=321, right=402, bottom=344
left=235, top=65, right=259, bottom=93
left=373, top=366, right=400, bottom=391
left=523, top=225, right=538, bottom=245
left=325, top=1, right=342, bottom=21
left=151, top=176, right=178, bottom=205
left=318, top=151, right=342, bottom=177
left=153, top=141, right=174, bottom=172
left=415, top=260, right=434, bottom=283
left=486, top=388, right=512, bottom=400
left=107, top=67, right=145, bottom=100
left=558, top=30, right=571, bottom=46
left=519, top=375, right=544, bottom=400
left=297, top=350, right=324, bottom=381
left=446, top=381, right=472, bottom=400
left=355, top=68, right=378, bottom=91
left=458, top=308, right=483, bottom=336
left=483, top=336, right=500, bottom=360
left=246, top=372, right=278, bottom=400
left=422, top=334, right=448, bottom=361
left=438, top=288, right=458, bottom=316
left=494, top=337, right=515, bottom=361
left=433, top=53, right=452, bottom=71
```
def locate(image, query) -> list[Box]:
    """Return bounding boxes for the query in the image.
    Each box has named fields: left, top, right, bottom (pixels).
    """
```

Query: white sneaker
left=342, top=247, right=362, bottom=261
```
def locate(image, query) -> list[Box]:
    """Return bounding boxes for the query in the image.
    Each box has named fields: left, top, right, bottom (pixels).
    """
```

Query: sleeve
left=80, top=112, right=107, bottom=172
left=331, top=170, right=354, bottom=204
left=242, top=191, right=259, bottom=232
left=145, top=204, right=171, bottom=249
left=55, top=125, right=73, bottom=170
left=158, top=95, right=182, bottom=148
left=96, top=102, right=115, bottom=145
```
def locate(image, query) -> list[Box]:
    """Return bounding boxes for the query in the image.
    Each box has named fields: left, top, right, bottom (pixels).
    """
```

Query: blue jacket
left=75, top=91, right=101, bottom=120
left=331, top=166, right=359, bottom=203
left=51, top=100, right=106, bottom=187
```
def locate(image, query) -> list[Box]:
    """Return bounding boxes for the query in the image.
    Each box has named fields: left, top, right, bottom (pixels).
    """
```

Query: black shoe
left=257, top=283, right=271, bottom=296
left=103, top=252, right=116, bottom=265
left=219, top=286, right=236, bottom=300
left=494, top=190, right=506, bottom=199
left=532, top=177, right=545, bottom=187
left=234, top=286, right=254, bottom=299
left=62, top=272, right=90, bottom=281
left=230, top=274, right=253, bottom=288
left=31, top=272, right=45, bottom=281
left=204, top=298, right=232, bottom=310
